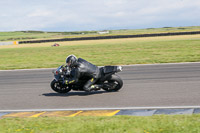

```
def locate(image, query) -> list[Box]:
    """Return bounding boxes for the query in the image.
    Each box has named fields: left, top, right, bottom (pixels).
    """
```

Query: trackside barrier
left=0, top=42, right=13, bottom=46
left=13, top=41, right=18, bottom=45
left=1, top=31, right=200, bottom=45
left=0, top=41, right=18, bottom=46
left=18, top=31, right=200, bottom=44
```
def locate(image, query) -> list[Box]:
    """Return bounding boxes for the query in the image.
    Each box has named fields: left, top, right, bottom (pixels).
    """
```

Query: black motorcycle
left=50, top=65, right=123, bottom=93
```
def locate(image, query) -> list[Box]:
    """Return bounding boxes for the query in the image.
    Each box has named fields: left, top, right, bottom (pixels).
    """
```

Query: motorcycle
left=50, top=65, right=123, bottom=93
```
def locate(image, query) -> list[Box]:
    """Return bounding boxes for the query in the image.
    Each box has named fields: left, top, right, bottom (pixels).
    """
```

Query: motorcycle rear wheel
left=103, top=75, right=123, bottom=92
left=50, top=79, right=71, bottom=93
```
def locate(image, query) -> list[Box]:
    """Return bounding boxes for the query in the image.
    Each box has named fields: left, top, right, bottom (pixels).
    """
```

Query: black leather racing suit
left=66, top=58, right=101, bottom=91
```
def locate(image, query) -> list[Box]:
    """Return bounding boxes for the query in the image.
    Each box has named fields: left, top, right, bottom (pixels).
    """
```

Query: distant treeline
left=19, top=31, right=200, bottom=44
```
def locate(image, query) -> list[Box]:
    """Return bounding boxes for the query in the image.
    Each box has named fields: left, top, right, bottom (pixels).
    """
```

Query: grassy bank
left=0, top=26, right=200, bottom=41
left=1, top=115, right=200, bottom=133
left=0, top=35, right=200, bottom=70
left=0, top=31, right=98, bottom=41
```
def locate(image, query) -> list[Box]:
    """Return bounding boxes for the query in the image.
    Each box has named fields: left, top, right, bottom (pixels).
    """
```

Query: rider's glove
left=63, top=80, right=69, bottom=85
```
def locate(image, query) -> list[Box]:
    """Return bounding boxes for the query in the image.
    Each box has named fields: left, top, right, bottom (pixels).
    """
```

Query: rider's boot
left=85, top=84, right=102, bottom=92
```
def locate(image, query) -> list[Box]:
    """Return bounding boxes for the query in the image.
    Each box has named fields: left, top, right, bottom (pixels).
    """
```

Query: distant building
left=98, top=30, right=109, bottom=34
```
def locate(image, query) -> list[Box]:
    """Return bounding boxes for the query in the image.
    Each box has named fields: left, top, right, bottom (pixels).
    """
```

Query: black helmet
left=66, top=55, right=77, bottom=67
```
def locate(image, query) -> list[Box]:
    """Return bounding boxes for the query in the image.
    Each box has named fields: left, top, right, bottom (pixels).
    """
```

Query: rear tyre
left=50, top=79, right=71, bottom=93
left=103, top=75, right=123, bottom=92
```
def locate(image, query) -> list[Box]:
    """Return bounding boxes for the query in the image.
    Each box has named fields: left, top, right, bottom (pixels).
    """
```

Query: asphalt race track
left=0, top=63, right=200, bottom=111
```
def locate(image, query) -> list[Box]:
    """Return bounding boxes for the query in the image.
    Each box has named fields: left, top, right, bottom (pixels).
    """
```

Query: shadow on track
left=42, top=91, right=114, bottom=97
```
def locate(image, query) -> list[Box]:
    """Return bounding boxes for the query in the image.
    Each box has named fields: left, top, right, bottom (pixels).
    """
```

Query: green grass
left=0, top=31, right=98, bottom=41
left=0, top=31, right=57, bottom=41
left=0, top=26, right=200, bottom=41
left=0, top=35, right=200, bottom=70
left=1, top=115, right=200, bottom=133
left=109, top=26, right=200, bottom=35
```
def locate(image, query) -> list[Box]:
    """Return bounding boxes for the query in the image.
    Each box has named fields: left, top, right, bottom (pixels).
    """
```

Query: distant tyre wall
left=18, top=31, right=200, bottom=44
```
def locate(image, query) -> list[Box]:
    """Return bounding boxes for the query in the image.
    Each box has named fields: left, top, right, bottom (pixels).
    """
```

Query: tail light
left=55, top=71, right=59, bottom=75
left=52, top=70, right=59, bottom=75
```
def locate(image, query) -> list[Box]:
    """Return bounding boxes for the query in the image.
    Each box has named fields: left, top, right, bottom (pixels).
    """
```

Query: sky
left=0, top=0, right=200, bottom=32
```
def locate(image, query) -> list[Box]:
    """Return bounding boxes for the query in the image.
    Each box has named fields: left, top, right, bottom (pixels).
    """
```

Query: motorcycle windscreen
left=54, top=75, right=60, bottom=81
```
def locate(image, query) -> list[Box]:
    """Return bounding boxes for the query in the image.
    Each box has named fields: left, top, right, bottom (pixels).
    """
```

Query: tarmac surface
left=0, top=62, right=200, bottom=117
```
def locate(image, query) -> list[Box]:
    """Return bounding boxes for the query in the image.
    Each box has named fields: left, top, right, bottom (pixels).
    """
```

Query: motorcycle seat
left=103, top=66, right=118, bottom=74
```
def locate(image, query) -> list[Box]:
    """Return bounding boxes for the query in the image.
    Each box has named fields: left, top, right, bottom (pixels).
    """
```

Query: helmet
left=66, top=55, right=77, bottom=67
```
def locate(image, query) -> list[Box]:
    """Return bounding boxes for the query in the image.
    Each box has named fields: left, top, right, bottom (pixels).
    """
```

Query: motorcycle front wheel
left=50, top=79, right=71, bottom=93
left=102, top=75, right=123, bottom=92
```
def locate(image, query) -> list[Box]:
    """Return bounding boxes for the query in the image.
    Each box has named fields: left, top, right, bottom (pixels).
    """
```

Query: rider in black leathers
left=64, top=55, right=101, bottom=92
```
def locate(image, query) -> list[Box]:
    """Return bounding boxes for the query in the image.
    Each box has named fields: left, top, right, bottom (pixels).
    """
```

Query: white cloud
left=28, top=9, right=53, bottom=17
left=0, top=0, right=200, bottom=31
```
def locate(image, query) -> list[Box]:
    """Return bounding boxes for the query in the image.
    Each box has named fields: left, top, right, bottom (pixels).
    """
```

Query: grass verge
left=1, top=115, right=200, bottom=133
left=0, top=35, right=200, bottom=70
left=0, top=26, right=200, bottom=41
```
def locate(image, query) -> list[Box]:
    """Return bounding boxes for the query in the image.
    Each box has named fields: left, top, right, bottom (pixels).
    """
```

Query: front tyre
left=103, top=75, right=123, bottom=92
left=50, top=79, right=71, bottom=93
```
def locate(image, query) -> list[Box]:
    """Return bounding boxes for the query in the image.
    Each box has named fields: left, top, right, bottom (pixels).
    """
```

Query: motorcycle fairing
left=103, top=66, right=118, bottom=74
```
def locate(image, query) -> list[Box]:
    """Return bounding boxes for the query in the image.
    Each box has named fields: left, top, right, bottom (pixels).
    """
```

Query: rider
left=64, top=55, right=101, bottom=92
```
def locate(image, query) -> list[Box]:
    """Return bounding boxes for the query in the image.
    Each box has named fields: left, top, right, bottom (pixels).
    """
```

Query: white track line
left=1, top=106, right=200, bottom=112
